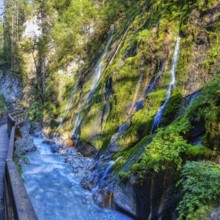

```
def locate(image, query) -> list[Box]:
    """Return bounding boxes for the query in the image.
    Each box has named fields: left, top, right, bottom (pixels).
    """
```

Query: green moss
left=188, top=75, right=220, bottom=149
left=113, top=135, right=152, bottom=175
left=119, top=74, right=220, bottom=177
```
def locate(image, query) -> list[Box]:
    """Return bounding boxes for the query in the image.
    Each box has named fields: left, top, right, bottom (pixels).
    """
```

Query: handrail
left=4, top=110, right=38, bottom=220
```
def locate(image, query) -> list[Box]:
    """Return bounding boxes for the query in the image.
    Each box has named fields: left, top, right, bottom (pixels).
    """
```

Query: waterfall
left=90, top=24, right=114, bottom=92
left=72, top=112, right=81, bottom=136
left=95, top=157, right=121, bottom=190
left=151, top=37, right=180, bottom=132
left=72, top=25, right=114, bottom=136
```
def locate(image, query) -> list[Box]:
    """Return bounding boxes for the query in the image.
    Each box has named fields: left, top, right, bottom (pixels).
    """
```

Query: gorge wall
left=1, top=0, right=220, bottom=219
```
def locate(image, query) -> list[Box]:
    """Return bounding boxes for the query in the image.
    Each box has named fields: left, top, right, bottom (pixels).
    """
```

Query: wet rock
left=114, top=178, right=136, bottom=217
left=30, top=123, right=42, bottom=135
left=15, top=135, right=37, bottom=154
left=50, top=144, right=61, bottom=153
left=81, top=177, right=95, bottom=191
left=140, top=172, right=176, bottom=220
left=81, top=163, right=104, bottom=190
left=58, top=133, right=75, bottom=147
left=64, top=138, right=74, bottom=147
left=93, top=190, right=114, bottom=209
left=76, top=143, right=97, bottom=157
left=0, top=117, right=6, bottom=126
left=19, top=121, right=31, bottom=135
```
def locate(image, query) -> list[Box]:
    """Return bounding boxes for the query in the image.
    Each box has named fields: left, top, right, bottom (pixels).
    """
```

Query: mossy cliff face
left=16, top=0, right=220, bottom=219
left=75, top=1, right=220, bottom=154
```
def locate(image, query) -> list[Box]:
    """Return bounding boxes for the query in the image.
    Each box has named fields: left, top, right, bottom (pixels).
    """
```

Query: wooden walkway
left=0, top=124, right=9, bottom=220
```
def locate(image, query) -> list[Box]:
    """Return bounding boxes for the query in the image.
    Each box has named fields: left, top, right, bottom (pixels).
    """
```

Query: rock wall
left=0, top=70, right=22, bottom=108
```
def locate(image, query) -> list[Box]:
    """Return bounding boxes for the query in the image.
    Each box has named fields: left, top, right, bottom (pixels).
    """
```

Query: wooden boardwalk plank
left=0, top=124, right=9, bottom=220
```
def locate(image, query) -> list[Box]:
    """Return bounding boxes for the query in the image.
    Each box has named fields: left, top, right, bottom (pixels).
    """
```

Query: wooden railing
left=4, top=111, right=37, bottom=220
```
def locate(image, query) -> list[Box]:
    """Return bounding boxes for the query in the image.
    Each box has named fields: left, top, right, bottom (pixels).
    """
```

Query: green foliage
left=0, top=94, right=6, bottom=111
left=15, top=146, right=29, bottom=179
left=3, top=0, right=32, bottom=69
left=129, top=75, right=220, bottom=175
left=133, top=120, right=213, bottom=174
left=177, top=161, right=220, bottom=220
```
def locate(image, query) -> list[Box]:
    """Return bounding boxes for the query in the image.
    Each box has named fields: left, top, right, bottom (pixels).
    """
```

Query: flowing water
left=95, top=157, right=122, bottom=189
left=151, top=37, right=180, bottom=131
left=72, top=25, right=114, bottom=135
left=22, top=137, right=132, bottom=220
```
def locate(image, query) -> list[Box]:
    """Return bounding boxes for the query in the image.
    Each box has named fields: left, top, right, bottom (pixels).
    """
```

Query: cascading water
left=95, top=157, right=121, bottom=189
left=72, top=25, right=114, bottom=136
left=151, top=37, right=181, bottom=132
left=22, top=138, right=132, bottom=220
left=90, top=25, right=114, bottom=92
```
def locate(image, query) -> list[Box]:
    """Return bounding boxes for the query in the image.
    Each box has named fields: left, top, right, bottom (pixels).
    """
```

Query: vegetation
left=0, top=94, right=6, bottom=111
left=1, top=0, right=219, bottom=219
left=178, top=161, right=220, bottom=220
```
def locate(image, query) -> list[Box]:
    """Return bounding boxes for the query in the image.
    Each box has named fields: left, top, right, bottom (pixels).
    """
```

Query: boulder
left=30, top=122, right=42, bottom=135
left=64, top=138, right=74, bottom=147
left=114, top=179, right=137, bottom=217
left=76, top=143, right=97, bottom=157
left=15, top=135, right=37, bottom=154
left=58, top=132, right=75, bottom=147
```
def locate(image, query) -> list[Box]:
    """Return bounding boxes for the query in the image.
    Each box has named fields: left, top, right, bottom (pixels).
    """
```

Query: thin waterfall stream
left=94, top=157, right=122, bottom=191
left=151, top=37, right=181, bottom=132
left=22, top=137, right=132, bottom=220
left=72, top=25, right=114, bottom=136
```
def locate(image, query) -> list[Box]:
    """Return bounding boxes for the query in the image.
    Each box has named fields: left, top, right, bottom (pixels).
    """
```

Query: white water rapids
left=22, top=137, right=133, bottom=220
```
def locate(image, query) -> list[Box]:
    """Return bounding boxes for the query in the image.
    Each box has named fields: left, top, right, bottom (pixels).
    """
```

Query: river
left=22, top=137, right=133, bottom=220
